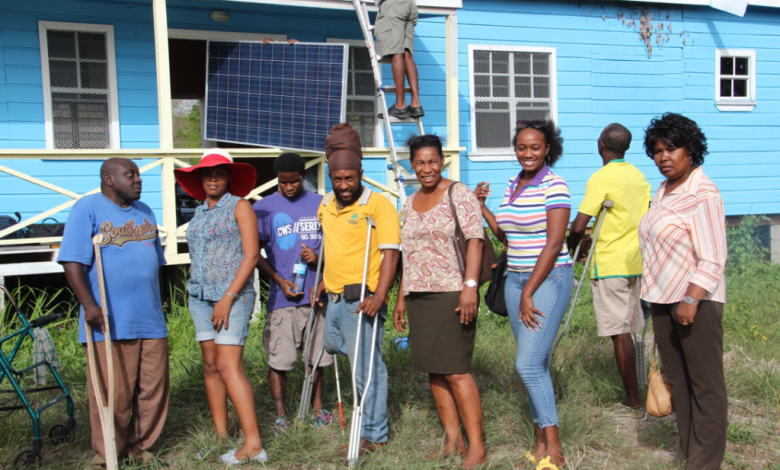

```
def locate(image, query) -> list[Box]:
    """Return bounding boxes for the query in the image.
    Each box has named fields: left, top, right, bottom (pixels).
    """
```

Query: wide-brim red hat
left=174, top=149, right=257, bottom=201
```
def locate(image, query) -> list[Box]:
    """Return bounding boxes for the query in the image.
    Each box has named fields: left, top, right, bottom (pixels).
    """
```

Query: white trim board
left=224, top=0, right=460, bottom=14
left=467, top=44, right=558, bottom=157
left=168, top=29, right=285, bottom=42
left=38, top=21, right=121, bottom=149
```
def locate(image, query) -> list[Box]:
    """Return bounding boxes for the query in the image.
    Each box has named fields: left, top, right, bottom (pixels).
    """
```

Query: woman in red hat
left=174, top=149, right=267, bottom=465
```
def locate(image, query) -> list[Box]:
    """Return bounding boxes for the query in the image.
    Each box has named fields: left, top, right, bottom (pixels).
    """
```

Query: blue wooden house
left=1, top=0, right=779, bottom=277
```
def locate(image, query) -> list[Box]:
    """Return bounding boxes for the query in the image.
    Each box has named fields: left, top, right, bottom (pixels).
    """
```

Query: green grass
left=1, top=220, right=779, bottom=469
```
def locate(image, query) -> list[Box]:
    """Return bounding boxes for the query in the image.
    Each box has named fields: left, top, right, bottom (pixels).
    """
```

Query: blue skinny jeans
left=504, top=265, right=574, bottom=429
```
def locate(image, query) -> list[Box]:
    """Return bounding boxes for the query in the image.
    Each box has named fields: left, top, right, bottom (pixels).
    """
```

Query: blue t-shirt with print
left=253, top=191, right=323, bottom=312
left=58, top=194, right=168, bottom=343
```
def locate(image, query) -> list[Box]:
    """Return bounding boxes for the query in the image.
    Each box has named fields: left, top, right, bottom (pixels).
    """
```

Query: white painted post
left=445, top=13, right=460, bottom=182
left=771, top=225, right=780, bottom=264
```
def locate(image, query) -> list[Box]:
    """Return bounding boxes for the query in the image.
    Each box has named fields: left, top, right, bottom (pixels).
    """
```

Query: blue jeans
left=504, top=265, right=573, bottom=429
left=189, top=286, right=255, bottom=346
left=323, top=298, right=388, bottom=443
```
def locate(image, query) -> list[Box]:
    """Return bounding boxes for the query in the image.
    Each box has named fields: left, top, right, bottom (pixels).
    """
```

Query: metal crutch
left=296, top=241, right=326, bottom=423
left=634, top=301, right=652, bottom=387
left=86, top=235, right=118, bottom=470
left=347, top=215, right=377, bottom=468
left=550, top=199, right=613, bottom=360
left=334, top=356, right=345, bottom=434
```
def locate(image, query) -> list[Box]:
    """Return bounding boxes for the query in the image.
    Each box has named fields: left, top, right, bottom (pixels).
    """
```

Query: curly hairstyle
left=643, top=112, right=708, bottom=167
left=405, top=134, right=443, bottom=163
left=512, top=120, right=564, bottom=167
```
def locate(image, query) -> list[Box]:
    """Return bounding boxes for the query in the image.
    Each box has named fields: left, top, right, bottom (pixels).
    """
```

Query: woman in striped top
left=475, top=120, right=573, bottom=470
left=638, top=113, right=727, bottom=470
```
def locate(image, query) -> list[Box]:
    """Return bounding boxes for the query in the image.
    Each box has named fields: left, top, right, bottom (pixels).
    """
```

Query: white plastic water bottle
left=291, top=255, right=307, bottom=293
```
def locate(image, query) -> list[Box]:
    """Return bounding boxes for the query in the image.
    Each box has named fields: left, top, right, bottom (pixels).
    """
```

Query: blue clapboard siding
left=457, top=0, right=780, bottom=218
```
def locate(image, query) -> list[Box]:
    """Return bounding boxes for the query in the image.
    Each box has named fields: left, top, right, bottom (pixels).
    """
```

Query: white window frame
left=38, top=21, right=121, bottom=149
left=715, top=49, right=756, bottom=112
left=327, top=38, right=383, bottom=150
left=468, top=44, right=557, bottom=160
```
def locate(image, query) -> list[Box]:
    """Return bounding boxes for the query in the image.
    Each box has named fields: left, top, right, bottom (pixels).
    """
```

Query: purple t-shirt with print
left=253, top=190, right=323, bottom=312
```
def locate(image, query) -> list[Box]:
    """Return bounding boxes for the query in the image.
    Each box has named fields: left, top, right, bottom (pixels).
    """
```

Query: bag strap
left=446, top=182, right=465, bottom=239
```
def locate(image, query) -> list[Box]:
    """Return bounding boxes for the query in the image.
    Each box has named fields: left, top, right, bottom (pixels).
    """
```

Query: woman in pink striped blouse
left=638, top=113, right=727, bottom=470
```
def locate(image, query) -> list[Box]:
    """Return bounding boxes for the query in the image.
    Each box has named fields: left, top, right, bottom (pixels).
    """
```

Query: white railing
left=0, top=147, right=459, bottom=266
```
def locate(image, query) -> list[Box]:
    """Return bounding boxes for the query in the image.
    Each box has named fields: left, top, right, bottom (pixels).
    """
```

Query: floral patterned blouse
left=401, top=182, right=484, bottom=296
left=187, top=193, right=253, bottom=301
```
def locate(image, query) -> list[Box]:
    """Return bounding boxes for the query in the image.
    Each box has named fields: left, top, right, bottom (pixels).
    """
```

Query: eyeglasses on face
left=516, top=120, right=547, bottom=129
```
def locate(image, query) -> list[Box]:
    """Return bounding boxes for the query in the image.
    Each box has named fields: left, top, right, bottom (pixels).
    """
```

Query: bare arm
left=392, top=269, right=407, bottom=332
left=568, top=211, right=592, bottom=252
left=63, top=262, right=105, bottom=333
left=518, top=207, right=570, bottom=330
left=456, top=238, right=483, bottom=324
left=474, top=182, right=506, bottom=243
left=256, top=240, right=302, bottom=298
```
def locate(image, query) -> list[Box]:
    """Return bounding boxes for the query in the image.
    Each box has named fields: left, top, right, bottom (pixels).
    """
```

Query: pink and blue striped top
left=495, top=166, right=573, bottom=272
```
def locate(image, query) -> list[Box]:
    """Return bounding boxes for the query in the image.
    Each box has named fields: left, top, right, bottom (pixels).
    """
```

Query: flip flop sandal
left=313, top=409, right=334, bottom=427
left=273, top=416, right=290, bottom=434
left=523, top=451, right=538, bottom=464
left=535, top=456, right=561, bottom=470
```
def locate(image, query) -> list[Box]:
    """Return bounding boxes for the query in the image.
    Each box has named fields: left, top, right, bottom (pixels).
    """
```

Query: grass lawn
left=1, top=222, right=779, bottom=469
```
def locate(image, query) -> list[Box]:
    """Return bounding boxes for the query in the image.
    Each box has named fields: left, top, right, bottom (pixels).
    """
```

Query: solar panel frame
left=204, top=41, right=350, bottom=154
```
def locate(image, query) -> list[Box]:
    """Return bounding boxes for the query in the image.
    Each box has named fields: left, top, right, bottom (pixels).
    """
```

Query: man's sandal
left=523, top=452, right=537, bottom=464
left=535, top=456, right=561, bottom=470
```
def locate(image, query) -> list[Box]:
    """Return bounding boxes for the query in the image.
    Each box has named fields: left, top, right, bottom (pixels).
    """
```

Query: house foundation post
left=771, top=225, right=780, bottom=264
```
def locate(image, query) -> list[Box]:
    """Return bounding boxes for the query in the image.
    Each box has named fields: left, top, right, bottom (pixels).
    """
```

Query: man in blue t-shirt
left=254, top=153, right=332, bottom=431
left=59, top=158, right=168, bottom=466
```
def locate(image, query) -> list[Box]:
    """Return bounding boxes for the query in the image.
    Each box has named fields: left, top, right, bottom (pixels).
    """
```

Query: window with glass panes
left=471, top=48, right=555, bottom=153
left=719, top=55, right=750, bottom=99
left=345, top=46, right=377, bottom=147
left=46, top=29, right=113, bottom=149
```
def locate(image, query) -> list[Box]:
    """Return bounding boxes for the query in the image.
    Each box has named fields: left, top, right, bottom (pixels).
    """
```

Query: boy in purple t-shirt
left=253, top=153, right=332, bottom=431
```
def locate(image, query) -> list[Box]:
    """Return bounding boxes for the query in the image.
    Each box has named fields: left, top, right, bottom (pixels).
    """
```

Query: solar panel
left=205, top=41, right=349, bottom=153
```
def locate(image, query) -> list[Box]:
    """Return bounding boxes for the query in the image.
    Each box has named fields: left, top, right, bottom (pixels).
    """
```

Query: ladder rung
left=378, top=114, right=421, bottom=124
left=368, top=24, right=375, bottom=31
left=380, top=86, right=412, bottom=94
left=376, top=55, right=392, bottom=64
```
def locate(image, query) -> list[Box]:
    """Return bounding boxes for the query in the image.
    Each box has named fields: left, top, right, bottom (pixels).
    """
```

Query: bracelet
left=225, top=292, right=238, bottom=299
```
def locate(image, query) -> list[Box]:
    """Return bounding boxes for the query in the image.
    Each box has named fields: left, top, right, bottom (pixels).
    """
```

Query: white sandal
left=219, top=448, right=268, bottom=465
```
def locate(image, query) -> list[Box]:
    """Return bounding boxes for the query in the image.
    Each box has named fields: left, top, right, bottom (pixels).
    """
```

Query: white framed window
left=39, top=21, right=120, bottom=149
left=328, top=38, right=382, bottom=148
left=468, top=45, right=557, bottom=157
left=715, top=49, right=756, bottom=112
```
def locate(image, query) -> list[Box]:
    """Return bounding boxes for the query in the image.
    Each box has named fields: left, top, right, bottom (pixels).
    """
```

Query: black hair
left=273, top=152, right=306, bottom=176
left=643, top=113, right=708, bottom=167
left=512, top=120, right=564, bottom=167
left=405, top=134, right=443, bottom=163
left=601, top=123, right=632, bottom=154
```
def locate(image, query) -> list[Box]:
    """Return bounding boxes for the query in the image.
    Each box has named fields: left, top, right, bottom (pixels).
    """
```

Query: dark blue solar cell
left=206, top=41, right=347, bottom=151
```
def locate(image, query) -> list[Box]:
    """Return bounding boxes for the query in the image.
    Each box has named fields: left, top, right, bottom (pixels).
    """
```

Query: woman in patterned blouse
left=175, top=150, right=266, bottom=465
left=393, top=134, right=487, bottom=468
left=474, top=120, right=573, bottom=470
left=639, top=113, right=727, bottom=470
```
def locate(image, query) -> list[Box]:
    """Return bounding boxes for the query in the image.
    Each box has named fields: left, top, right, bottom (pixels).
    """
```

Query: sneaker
left=603, top=403, right=647, bottom=420
left=219, top=449, right=268, bottom=465
left=313, top=409, right=334, bottom=427
left=273, top=416, right=290, bottom=434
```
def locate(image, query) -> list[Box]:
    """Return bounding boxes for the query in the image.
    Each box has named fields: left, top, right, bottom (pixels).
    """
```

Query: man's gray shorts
left=375, top=0, right=418, bottom=56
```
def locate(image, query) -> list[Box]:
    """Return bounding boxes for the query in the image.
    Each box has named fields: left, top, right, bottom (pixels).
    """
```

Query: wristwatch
left=464, top=279, right=478, bottom=288
left=682, top=296, right=699, bottom=305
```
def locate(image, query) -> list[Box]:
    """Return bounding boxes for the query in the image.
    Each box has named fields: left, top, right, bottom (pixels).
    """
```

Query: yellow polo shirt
left=317, top=187, right=401, bottom=294
left=578, top=159, right=651, bottom=278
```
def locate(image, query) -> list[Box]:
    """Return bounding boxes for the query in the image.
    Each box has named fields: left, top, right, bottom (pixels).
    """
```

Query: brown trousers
left=83, top=338, right=169, bottom=462
left=651, top=301, right=727, bottom=470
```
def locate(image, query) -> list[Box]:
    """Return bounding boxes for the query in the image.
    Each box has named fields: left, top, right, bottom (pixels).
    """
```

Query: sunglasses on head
left=516, top=120, right=547, bottom=129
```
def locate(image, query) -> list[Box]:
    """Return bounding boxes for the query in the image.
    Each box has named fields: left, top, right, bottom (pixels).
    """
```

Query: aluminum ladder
left=351, top=0, right=425, bottom=206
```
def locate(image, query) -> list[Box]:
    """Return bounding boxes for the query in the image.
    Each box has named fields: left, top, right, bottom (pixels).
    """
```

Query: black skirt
left=406, top=291, right=476, bottom=375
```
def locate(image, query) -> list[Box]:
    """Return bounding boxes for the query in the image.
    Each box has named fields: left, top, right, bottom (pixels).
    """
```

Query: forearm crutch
left=550, top=199, right=613, bottom=360
left=347, top=215, right=377, bottom=468
left=86, top=235, right=118, bottom=470
left=296, top=241, right=326, bottom=423
left=334, top=356, right=345, bottom=434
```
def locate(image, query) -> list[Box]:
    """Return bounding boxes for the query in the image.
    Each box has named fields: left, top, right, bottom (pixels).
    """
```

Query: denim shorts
left=189, top=287, right=255, bottom=346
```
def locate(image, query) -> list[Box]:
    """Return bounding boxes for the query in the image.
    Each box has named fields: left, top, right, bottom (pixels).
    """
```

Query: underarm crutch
left=86, top=235, right=118, bottom=470
left=296, top=240, right=326, bottom=423
left=634, top=301, right=652, bottom=387
left=347, top=215, right=377, bottom=468
left=550, top=199, right=613, bottom=361
left=334, top=356, right=345, bottom=434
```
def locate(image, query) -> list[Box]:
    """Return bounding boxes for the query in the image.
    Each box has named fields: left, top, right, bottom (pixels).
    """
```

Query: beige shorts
left=374, top=0, right=418, bottom=56
left=591, top=277, right=644, bottom=337
left=263, top=305, right=333, bottom=371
